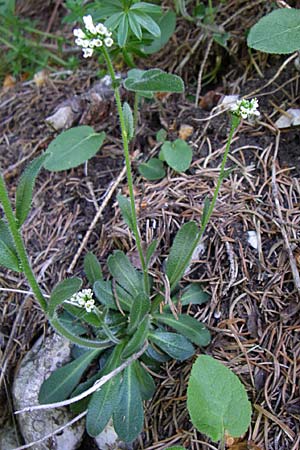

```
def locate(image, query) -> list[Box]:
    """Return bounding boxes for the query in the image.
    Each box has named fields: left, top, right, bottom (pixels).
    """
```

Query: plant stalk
left=102, top=47, right=149, bottom=294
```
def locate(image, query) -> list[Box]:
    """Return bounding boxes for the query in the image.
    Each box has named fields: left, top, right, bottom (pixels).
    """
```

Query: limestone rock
left=12, top=333, right=85, bottom=450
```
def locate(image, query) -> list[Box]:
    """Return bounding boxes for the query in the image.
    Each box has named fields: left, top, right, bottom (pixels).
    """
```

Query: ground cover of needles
left=0, top=1, right=300, bottom=449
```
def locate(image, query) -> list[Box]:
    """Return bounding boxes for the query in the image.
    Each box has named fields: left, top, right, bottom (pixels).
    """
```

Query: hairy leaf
left=47, top=277, right=82, bottom=317
left=124, top=69, right=184, bottom=93
left=149, top=331, right=194, bottom=361
left=84, top=252, right=103, bottom=285
left=0, top=219, right=21, bottom=272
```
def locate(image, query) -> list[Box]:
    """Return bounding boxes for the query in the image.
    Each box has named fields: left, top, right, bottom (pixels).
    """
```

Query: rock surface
left=0, top=422, right=19, bottom=449
left=12, top=332, right=85, bottom=450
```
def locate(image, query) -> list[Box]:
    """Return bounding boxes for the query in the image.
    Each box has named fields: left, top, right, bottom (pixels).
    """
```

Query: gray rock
left=12, top=333, right=85, bottom=450
left=95, top=420, right=129, bottom=450
left=0, top=422, right=19, bottom=449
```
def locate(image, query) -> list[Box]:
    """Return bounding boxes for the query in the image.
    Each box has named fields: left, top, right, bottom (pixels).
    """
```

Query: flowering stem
left=102, top=47, right=149, bottom=294
left=0, top=173, right=47, bottom=312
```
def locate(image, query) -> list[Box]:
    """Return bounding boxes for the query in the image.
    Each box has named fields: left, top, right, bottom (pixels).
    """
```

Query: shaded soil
left=1, top=1, right=300, bottom=449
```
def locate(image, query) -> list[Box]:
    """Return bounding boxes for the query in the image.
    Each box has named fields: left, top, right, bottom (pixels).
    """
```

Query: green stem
left=102, top=47, right=149, bottom=294
left=0, top=174, right=47, bottom=312
left=133, top=93, right=139, bottom=132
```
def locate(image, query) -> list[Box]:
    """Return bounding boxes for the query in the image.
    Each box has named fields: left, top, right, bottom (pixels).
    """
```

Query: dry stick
left=67, top=164, right=127, bottom=272
left=247, top=52, right=298, bottom=98
left=11, top=411, right=87, bottom=450
left=15, top=341, right=148, bottom=414
left=195, top=38, right=213, bottom=107
left=272, top=132, right=300, bottom=297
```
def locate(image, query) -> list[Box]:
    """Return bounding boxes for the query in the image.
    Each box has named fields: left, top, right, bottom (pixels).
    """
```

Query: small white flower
left=83, top=15, right=97, bottom=34
left=67, top=288, right=95, bottom=312
left=82, top=48, right=94, bottom=58
left=73, top=28, right=86, bottom=39
left=231, top=98, right=260, bottom=120
left=95, top=23, right=108, bottom=35
left=104, top=37, right=113, bottom=47
left=90, top=38, right=103, bottom=48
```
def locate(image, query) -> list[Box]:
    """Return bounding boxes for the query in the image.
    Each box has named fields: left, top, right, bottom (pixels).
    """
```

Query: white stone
left=12, top=333, right=85, bottom=450
left=247, top=230, right=258, bottom=250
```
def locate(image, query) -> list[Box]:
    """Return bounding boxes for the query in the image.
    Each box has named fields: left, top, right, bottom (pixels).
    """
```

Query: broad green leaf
left=156, top=128, right=167, bottom=142
left=138, top=158, right=165, bottom=180
left=154, top=313, right=211, bottom=347
left=57, top=310, right=87, bottom=336
left=70, top=371, right=101, bottom=414
left=124, top=69, right=154, bottom=98
left=159, top=139, right=192, bottom=172
left=143, top=11, right=176, bottom=54
left=0, top=220, right=21, bottom=272
left=247, top=8, right=300, bottom=54
left=84, top=252, right=103, bottom=285
left=128, top=11, right=142, bottom=40
left=38, top=349, right=101, bottom=404
left=105, top=12, right=123, bottom=30
left=124, top=69, right=184, bottom=93
left=133, top=360, right=156, bottom=400
left=15, top=154, right=48, bottom=227
left=134, top=11, right=161, bottom=37
left=127, top=293, right=150, bottom=334
left=130, top=2, right=161, bottom=14
left=122, top=102, right=134, bottom=140
left=113, top=363, right=144, bottom=442
left=149, top=331, right=195, bottom=361
left=145, top=239, right=158, bottom=267
left=117, top=193, right=134, bottom=230
left=118, top=14, right=129, bottom=47
left=86, top=343, right=125, bottom=436
left=122, top=315, right=149, bottom=359
left=93, top=279, right=133, bottom=311
left=63, top=302, right=102, bottom=327
left=44, top=126, right=105, bottom=171
left=187, top=355, right=252, bottom=442
left=166, top=221, right=199, bottom=290
left=48, top=277, right=82, bottom=317
left=145, top=344, right=171, bottom=363
left=180, top=284, right=210, bottom=306
left=108, top=250, right=144, bottom=298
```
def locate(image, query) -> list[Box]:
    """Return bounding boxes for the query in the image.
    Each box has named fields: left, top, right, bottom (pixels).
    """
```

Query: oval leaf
left=124, top=69, right=184, bottom=93
left=44, top=126, right=105, bottom=171
left=247, top=8, right=300, bottom=54
left=122, top=102, right=134, bottom=141
left=187, top=355, right=252, bottom=442
left=160, top=139, right=192, bottom=172
left=127, top=293, right=150, bottom=334
left=166, top=221, right=199, bottom=290
left=154, top=313, right=211, bottom=347
left=180, top=284, right=210, bottom=306
left=113, top=363, right=144, bottom=442
left=84, top=252, right=103, bottom=285
left=149, top=331, right=194, bottom=361
left=143, top=10, right=176, bottom=55
left=107, top=250, right=144, bottom=298
left=117, top=193, right=134, bottom=231
left=39, top=349, right=101, bottom=404
left=138, top=157, right=166, bottom=180
left=16, top=154, right=48, bottom=227
left=48, top=277, right=82, bottom=317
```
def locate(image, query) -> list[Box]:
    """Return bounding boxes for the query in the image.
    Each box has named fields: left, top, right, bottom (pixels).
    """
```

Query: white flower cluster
left=68, top=288, right=95, bottom=313
left=231, top=98, right=260, bottom=120
left=73, top=15, right=113, bottom=58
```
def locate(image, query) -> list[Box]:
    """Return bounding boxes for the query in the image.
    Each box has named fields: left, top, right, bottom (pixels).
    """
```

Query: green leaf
left=143, top=10, right=176, bottom=54
left=134, top=11, right=161, bottom=37
left=127, top=293, right=150, bottom=334
left=180, top=284, right=210, bottom=306
left=149, top=331, right=195, bottom=361
left=57, top=310, right=87, bottom=336
left=84, top=252, right=103, bottom=285
left=108, top=250, right=144, bottom=298
left=166, top=221, right=199, bottom=290
left=159, top=139, right=192, bottom=172
left=145, top=344, right=171, bottom=363
left=122, top=315, right=149, bottom=359
left=39, top=349, right=101, bottom=404
left=133, top=360, right=156, bottom=400
left=187, top=355, right=252, bottom=442
left=128, top=11, right=142, bottom=40
left=168, top=447, right=186, bottom=450
left=0, top=219, right=21, bottom=272
left=138, top=157, right=165, bottom=180
left=113, top=363, right=144, bottom=442
left=94, top=279, right=133, bottom=311
left=105, top=12, right=123, bottom=30
left=247, top=8, right=300, bottom=54
left=118, top=14, right=129, bottom=47
left=201, top=196, right=211, bottom=228
left=122, top=101, right=134, bottom=141
left=48, top=277, right=82, bottom=317
left=15, top=154, right=48, bottom=227
left=70, top=371, right=101, bottom=414
left=117, top=193, right=134, bottom=230
left=44, top=126, right=105, bottom=171
left=156, top=128, right=167, bottom=142
left=124, top=69, right=184, bottom=93
left=63, top=302, right=102, bottom=327
left=86, top=343, right=125, bottom=436
left=130, top=2, right=161, bottom=14
left=124, top=69, right=154, bottom=98
left=154, top=313, right=211, bottom=347
left=145, top=239, right=158, bottom=267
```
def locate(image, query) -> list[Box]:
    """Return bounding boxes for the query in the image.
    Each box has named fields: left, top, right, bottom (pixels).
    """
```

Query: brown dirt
left=1, top=1, right=300, bottom=450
